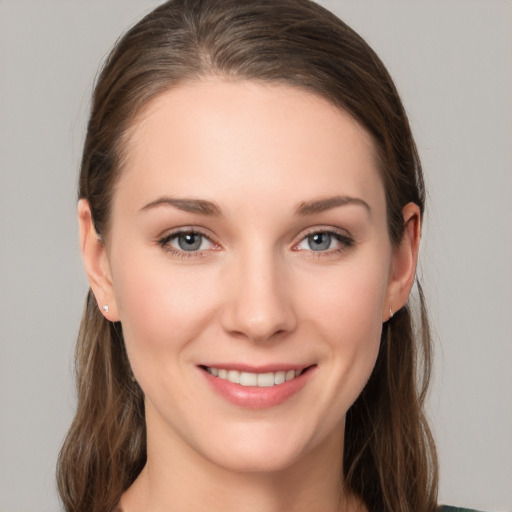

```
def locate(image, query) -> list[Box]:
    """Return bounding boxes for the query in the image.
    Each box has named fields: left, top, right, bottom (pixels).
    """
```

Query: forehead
left=115, top=79, right=384, bottom=217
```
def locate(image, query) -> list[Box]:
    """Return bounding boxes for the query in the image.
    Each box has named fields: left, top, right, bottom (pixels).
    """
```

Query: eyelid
left=292, top=226, right=354, bottom=252
left=156, top=225, right=353, bottom=258
left=157, top=227, right=221, bottom=255
left=157, top=225, right=217, bottom=242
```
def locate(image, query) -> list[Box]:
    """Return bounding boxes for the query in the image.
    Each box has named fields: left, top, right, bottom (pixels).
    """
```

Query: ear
left=78, top=199, right=120, bottom=322
left=383, top=202, right=421, bottom=321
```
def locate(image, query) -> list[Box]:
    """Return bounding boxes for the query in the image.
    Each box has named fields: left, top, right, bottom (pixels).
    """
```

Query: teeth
left=257, top=372, right=274, bottom=387
left=240, top=371, right=257, bottom=386
left=206, top=367, right=303, bottom=387
left=274, top=371, right=286, bottom=384
left=227, top=370, right=240, bottom=384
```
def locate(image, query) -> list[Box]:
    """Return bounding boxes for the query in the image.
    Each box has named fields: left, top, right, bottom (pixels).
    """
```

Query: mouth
left=200, top=365, right=313, bottom=388
left=199, top=364, right=316, bottom=408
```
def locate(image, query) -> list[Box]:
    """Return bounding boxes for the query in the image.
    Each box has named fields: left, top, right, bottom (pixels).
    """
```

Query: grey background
left=0, top=1, right=511, bottom=511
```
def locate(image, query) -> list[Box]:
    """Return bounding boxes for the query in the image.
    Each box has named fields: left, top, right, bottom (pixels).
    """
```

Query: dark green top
left=439, top=507, right=483, bottom=512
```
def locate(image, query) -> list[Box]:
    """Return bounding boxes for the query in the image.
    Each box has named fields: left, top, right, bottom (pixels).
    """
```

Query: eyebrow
left=295, top=195, right=371, bottom=216
left=140, top=196, right=223, bottom=216
left=139, top=194, right=370, bottom=217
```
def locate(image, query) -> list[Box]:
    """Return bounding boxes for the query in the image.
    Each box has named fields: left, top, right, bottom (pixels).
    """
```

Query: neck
left=120, top=409, right=363, bottom=512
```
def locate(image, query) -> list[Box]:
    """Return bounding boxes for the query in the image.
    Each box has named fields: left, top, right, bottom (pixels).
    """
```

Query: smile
left=204, top=367, right=305, bottom=387
left=200, top=364, right=316, bottom=408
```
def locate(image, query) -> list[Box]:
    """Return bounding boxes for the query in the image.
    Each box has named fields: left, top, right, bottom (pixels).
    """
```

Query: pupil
left=178, top=233, right=201, bottom=251
left=308, top=232, right=331, bottom=251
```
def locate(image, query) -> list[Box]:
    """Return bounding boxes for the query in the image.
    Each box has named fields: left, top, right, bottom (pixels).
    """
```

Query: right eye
left=158, top=230, right=216, bottom=255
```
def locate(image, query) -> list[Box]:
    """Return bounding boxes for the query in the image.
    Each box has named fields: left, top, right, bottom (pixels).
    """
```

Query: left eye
left=296, top=231, right=350, bottom=252
left=162, top=231, right=214, bottom=252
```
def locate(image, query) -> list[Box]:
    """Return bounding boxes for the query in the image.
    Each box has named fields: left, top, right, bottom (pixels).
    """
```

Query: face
left=80, top=80, right=417, bottom=474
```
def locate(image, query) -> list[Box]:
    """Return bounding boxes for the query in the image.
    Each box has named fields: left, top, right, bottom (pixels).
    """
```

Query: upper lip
left=199, top=363, right=315, bottom=373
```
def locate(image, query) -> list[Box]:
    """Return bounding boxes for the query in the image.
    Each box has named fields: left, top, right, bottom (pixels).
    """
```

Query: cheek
left=306, top=255, right=390, bottom=334
left=110, top=253, right=221, bottom=369
left=303, top=255, right=390, bottom=396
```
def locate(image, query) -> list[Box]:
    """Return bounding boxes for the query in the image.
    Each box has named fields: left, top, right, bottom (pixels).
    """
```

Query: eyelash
left=158, top=229, right=216, bottom=259
left=157, top=228, right=354, bottom=259
left=293, top=229, right=354, bottom=256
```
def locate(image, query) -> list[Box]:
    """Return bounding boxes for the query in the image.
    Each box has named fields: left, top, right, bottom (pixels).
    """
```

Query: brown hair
left=58, top=1, right=438, bottom=511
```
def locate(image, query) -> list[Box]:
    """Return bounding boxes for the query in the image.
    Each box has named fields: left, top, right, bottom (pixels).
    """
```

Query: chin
left=205, top=444, right=305, bottom=474
left=196, top=420, right=333, bottom=475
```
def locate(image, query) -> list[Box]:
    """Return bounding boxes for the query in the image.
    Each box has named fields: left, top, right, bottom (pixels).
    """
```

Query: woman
left=57, top=1, right=480, bottom=511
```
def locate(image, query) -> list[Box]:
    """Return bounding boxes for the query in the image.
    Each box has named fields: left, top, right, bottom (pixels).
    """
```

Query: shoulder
left=438, top=506, right=487, bottom=512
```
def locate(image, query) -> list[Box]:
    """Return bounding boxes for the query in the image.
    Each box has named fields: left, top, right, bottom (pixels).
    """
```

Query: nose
left=220, top=248, right=298, bottom=343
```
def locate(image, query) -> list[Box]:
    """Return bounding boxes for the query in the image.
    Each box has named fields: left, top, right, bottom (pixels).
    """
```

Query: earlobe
left=384, top=202, right=421, bottom=321
left=77, top=199, right=120, bottom=322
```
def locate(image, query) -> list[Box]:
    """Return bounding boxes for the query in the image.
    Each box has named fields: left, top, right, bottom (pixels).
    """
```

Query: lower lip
left=200, top=367, right=315, bottom=409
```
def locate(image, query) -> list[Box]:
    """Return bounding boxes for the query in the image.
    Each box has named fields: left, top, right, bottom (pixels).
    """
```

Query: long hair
left=57, top=1, right=438, bottom=511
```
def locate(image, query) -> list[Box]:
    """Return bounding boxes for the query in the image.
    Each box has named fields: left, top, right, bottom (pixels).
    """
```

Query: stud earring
left=102, top=305, right=109, bottom=313
left=389, top=306, right=393, bottom=319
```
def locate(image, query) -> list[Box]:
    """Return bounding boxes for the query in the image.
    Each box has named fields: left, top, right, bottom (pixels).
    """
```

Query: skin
left=79, top=80, right=420, bottom=512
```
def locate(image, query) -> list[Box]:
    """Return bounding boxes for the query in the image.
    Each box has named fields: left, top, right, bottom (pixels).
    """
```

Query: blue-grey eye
left=177, top=232, right=203, bottom=251
left=307, top=232, right=332, bottom=251
left=159, top=230, right=215, bottom=254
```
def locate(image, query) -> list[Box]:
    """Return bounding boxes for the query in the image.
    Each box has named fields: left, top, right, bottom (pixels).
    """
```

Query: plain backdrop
left=0, top=1, right=511, bottom=511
